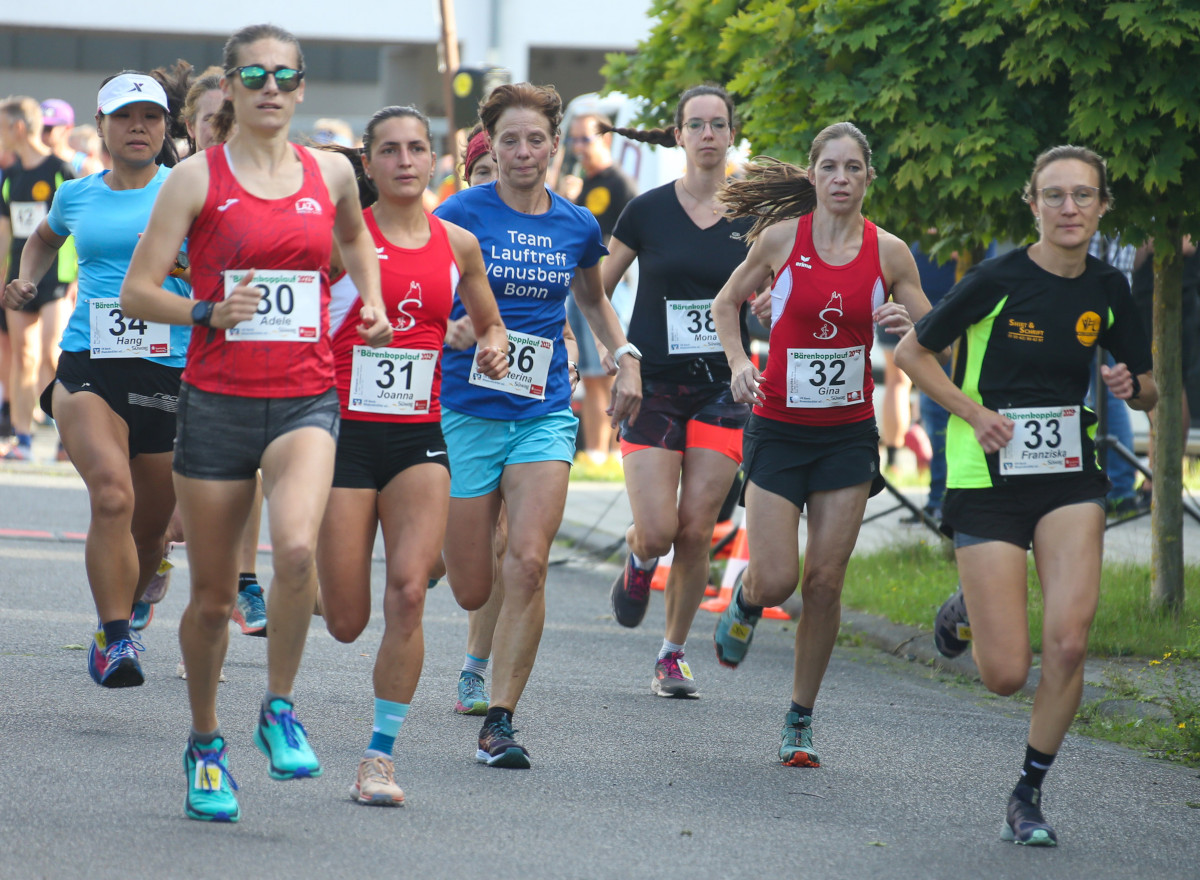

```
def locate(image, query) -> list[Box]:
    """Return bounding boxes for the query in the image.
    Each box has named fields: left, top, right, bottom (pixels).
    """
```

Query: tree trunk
left=1151, top=228, right=1184, bottom=616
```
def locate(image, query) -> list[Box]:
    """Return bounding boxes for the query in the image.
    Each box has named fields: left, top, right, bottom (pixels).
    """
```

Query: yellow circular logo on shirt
left=31, top=181, right=51, bottom=201
left=453, top=72, right=474, bottom=98
left=1075, top=311, right=1102, bottom=347
left=585, top=186, right=611, bottom=218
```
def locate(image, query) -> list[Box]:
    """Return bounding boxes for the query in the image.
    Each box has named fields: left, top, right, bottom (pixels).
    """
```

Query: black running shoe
left=610, top=554, right=655, bottom=628
left=933, top=587, right=971, bottom=658
left=476, top=716, right=530, bottom=769
left=1002, top=783, right=1057, bottom=846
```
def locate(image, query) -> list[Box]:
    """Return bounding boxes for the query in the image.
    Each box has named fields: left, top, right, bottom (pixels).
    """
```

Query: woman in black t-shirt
left=601, top=84, right=753, bottom=699
left=896, top=146, right=1156, bottom=847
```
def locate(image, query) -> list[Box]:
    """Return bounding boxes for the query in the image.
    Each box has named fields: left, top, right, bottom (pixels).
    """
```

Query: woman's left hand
left=1100, top=362, right=1138, bottom=400
left=475, top=345, right=509, bottom=380
left=357, top=305, right=394, bottom=347
left=873, top=301, right=912, bottom=338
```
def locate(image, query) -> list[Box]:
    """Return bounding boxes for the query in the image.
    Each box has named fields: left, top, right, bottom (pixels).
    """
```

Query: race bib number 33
left=469, top=330, right=553, bottom=399
left=223, top=270, right=320, bottom=342
left=998, top=406, right=1083, bottom=475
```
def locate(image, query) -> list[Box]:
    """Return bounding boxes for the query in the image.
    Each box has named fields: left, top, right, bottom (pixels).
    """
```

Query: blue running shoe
left=713, top=573, right=761, bottom=669
left=87, top=631, right=145, bottom=688
left=1002, top=783, right=1057, bottom=846
left=455, top=671, right=489, bottom=715
left=254, top=699, right=322, bottom=780
left=130, top=601, right=154, bottom=631
left=476, top=716, right=530, bottom=769
left=779, top=712, right=820, bottom=767
left=184, top=737, right=240, bottom=822
left=232, top=584, right=267, bottom=637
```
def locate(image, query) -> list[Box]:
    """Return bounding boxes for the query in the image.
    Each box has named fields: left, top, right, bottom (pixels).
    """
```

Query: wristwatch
left=612, top=342, right=642, bottom=365
left=191, top=300, right=215, bottom=327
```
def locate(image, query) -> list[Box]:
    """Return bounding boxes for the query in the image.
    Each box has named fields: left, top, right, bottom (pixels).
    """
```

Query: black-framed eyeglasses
left=226, top=65, right=305, bottom=92
left=1038, top=185, right=1099, bottom=208
left=683, top=118, right=729, bottom=134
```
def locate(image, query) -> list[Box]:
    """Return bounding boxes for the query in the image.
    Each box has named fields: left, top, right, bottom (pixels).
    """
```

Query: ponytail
left=718, top=157, right=817, bottom=244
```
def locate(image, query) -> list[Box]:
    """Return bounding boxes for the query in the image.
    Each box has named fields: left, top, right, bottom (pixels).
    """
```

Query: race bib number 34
left=223, top=270, right=320, bottom=342
left=349, top=347, right=437, bottom=415
left=785, top=346, right=866, bottom=407
left=469, top=330, right=553, bottom=399
left=665, top=299, right=721, bottom=354
left=998, top=406, right=1083, bottom=475
left=89, top=299, right=171, bottom=359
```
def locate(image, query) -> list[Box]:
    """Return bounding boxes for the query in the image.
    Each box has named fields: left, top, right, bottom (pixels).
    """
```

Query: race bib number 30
left=998, top=406, right=1083, bottom=475
left=785, top=346, right=866, bottom=407
left=665, top=299, right=721, bottom=354
left=89, top=299, right=171, bottom=359
left=469, top=330, right=553, bottom=399
left=349, top=347, right=437, bottom=415
left=223, top=270, right=320, bottom=342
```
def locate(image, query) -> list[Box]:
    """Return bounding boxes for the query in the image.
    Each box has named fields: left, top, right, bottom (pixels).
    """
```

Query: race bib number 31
left=469, top=330, right=553, bottom=399
left=349, top=347, right=437, bottom=415
left=223, top=270, right=320, bottom=342
left=665, top=299, right=721, bottom=354
left=998, top=406, right=1083, bottom=475
left=89, top=299, right=171, bottom=359
left=785, top=346, right=866, bottom=407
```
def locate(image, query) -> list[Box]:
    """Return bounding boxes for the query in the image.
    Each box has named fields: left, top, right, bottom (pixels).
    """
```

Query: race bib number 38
left=998, top=406, right=1083, bottom=475
left=785, top=346, right=866, bottom=407
left=223, top=270, right=320, bottom=342
left=349, top=347, right=437, bottom=415
left=469, top=330, right=553, bottom=399
left=665, top=299, right=721, bottom=354
left=89, top=299, right=171, bottom=359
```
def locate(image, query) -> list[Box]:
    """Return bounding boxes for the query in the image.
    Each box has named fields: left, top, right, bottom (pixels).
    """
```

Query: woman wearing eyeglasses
left=896, top=146, right=1156, bottom=846
left=122, top=22, right=391, bottom=823
left=600, top=84, right=755, bottom=699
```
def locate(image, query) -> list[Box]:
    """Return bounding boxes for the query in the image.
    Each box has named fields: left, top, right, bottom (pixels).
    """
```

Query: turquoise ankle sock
left=367, top=698, right=409, bottom=756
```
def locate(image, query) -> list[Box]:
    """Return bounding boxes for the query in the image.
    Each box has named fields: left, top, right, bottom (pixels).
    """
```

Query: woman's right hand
left=3, top=279, right=37, bottom=309
left=969, top=407, right=1014, bottom=454
left=212, top=270, right=264, bottom=329
left=444, top=316, right=477, bottom=351
left=730, top=358, right=764, bottom=406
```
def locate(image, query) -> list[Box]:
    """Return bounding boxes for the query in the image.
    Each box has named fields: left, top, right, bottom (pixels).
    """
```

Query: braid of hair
left=600, top=123, right=677, bottom=148
left=718, top=157, right=817, bottom=243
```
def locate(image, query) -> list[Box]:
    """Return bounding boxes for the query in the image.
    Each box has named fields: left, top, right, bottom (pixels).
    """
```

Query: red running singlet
left=756, top=212, right=886, bottom=426
left=328, top=209, right=459, bottom=423
left=184, top=144, right=336, bottom=397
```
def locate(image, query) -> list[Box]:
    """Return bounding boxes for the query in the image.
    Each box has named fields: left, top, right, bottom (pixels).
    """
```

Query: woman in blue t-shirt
left=1, top=71, right=190, bottom=689
left=434, top=82, right=641, bottom=769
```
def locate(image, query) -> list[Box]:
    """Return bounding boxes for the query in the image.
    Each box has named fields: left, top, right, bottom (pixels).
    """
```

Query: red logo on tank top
left=815, top=291, right=843, bottom=340
left=294, top=197, right=323, bottom=215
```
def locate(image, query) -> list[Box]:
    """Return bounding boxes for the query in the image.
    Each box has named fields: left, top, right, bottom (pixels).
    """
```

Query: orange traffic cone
left=699, top=523, right=789, bottom=619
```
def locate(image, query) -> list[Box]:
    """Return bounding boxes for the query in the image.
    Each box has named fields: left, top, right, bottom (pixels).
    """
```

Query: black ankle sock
left=886, top=445, right=898, bottom=467
left=485, top=706, right=512, bottom=726
left=102, top=619, right=131, bottom=645
left=788, top=702, right=813, bottom=719
left=1018, top=743, right=1056, bottom=792
left=736, top=588, right=763, bottom=616
left=238, top=573, right=258, bottom=592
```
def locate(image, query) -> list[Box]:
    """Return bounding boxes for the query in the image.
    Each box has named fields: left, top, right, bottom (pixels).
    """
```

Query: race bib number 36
left=349, top=347, right=437, bottom=415
left=469, top=330, right=553, bottom=399
left=665, top=299, right=720, bottom=354
left=223, top=270, right=320, bottom=342
left=785, top=346, right=866, bottom=407
left=998, top=406, right=1083, bottom=475
left=89, top=299, right=171, bottom=359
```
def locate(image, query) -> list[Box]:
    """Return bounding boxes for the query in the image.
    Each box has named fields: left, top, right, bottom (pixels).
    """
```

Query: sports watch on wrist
left=191, top=300, right=215, bottom=327
left=612, top=342, right=642, bottom=365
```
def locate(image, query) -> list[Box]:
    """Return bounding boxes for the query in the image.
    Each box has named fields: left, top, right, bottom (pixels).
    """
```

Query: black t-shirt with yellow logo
left=576, top=165, right=635, bottom=241
left=914, top=246, right=1151, bottom=488
left=2, top=153, right=75, bottom=291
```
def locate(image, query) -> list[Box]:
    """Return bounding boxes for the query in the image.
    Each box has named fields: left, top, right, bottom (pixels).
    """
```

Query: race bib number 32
left=349, top=347, right=437, bottom=415
left=469, top=330, right=553, bottom=399
left=998, top=406, right=1083, bottom=475
left=89, top=299, right=171, bottom=359
left=785, top=346, right=866, bottom=407
left=223, top=270, right=320, bottom=342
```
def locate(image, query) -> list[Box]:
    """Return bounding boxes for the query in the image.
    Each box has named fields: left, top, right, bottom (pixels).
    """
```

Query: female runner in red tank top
left=710, top=122, right=936, bottom=768
left=315, top=106, right=506, bottom=806
left=121, top=23, right=392, bottom=823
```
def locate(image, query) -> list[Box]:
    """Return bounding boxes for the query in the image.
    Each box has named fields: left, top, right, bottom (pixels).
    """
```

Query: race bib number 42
left=469, top=330, right=553, bottom=399
left=998, top=406, right=1083, bottom=475
left=89, top=299, right=171, bottom=359
left=223, top=270, right=320, bottom=342
left=785, top=346, right=866, bottom=407
left=349, top=347, right=437, bottom=415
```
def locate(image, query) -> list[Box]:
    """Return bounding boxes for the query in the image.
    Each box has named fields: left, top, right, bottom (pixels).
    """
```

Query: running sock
left=631, top=553, right=658, bottom=571
left=238, top=573, right=259, bottom=592
left=659, top=639, right=685, bottom=660
left=463, top=653, right=489, bottom=677
left=366, top=698, right=409, bottom=758
left=885, top=445, right=898, bottom=467
left=736, top=588, right=764, bottom=617
left=190, top=728, right=222, bottom=747
left=263, top=691, right=293, bottom=714
left=101, top=618, right=132, bottom=646
left=1018, top=743, right=1056, bottom=792
left=485, top=705, right=513, bottom=727
left=789, top=702, right=813, bottom=719
left=14, top=432, right=32, bottom=448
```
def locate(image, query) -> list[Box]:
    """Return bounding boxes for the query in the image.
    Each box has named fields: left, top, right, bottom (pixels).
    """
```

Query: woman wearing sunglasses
left=600, top=84, right=755, bottom=699
left=122, top=22, right=391, bottom=823
left=896, top=146, right=1155, bottom=846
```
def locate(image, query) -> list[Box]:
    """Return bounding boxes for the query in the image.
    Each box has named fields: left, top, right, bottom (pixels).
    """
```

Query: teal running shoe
left=130, top=601, right=154, bottom=631
left=779, top=712, right=820, bottom=767
left=254, top=699, right=322, bottom=780
left=232, top=584, right=267, bottom=636
left=476, top=715, right=530, bottom=769
left=184, top=737, right=240, bottom=822
left=1002, top=784, right=1057, bottom=846
left=713, top=574, right=761, bottom=669
left=455, top=671, right=489, bottom=715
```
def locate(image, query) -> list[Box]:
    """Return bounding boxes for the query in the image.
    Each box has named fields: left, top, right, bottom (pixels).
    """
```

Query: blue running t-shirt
left=435, top=182, right=606, bottom=420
